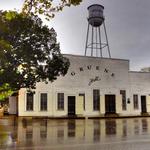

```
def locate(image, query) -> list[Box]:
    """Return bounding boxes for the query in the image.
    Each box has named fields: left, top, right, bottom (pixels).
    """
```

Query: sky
left=1, top=0, right=150, bottom=71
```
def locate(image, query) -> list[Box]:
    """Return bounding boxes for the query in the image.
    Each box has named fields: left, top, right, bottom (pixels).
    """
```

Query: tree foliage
left=0, top=84, right=13, bottom=101
left=22, top=0, right=82, bottom=20
left=0, top=11, right=70, bottom=97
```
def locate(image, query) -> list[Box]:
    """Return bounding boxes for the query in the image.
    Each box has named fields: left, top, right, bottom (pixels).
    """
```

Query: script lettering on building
left=88, top=76, right=101, bottom=86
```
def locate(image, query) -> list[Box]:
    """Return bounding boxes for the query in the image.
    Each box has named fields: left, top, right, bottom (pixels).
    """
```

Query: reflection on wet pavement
left=1, top=117, right=150, bottom=149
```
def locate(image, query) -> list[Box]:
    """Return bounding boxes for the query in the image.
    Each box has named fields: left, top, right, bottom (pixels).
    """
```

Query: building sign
left=70, top=65, right=115, bottom=86
left=88, top=76, right=101, bottom=86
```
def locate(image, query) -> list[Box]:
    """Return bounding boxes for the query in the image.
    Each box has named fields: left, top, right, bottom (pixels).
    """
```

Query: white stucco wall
left=18, top=54, right=150, bottom=117
left=129, top=72, right=150, bottom=115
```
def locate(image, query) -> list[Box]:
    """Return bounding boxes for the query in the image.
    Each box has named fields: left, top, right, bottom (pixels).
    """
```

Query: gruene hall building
left=16, top=54, right=150, bottom=117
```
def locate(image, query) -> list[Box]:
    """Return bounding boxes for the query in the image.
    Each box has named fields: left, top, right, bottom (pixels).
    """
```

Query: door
left=68, top=96, right=76, bottom=116
left=105, top=95, right=116, bottom=114
left=141, top=96, right=147, bottom=113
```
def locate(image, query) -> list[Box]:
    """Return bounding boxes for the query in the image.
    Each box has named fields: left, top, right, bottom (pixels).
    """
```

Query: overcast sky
left=1, top=0, right=150, bottom=71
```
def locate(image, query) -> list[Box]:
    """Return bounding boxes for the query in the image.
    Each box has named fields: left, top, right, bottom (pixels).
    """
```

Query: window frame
left=79, top=93, right=85, bottom=110
left=93, top=89, right=100, bottom=111
left=40, top=93, right=48, bottom=111
left=133, top=94, right=139, bottom=110
left=57, top=93, right=64, bottom=110
left=120, top=90, right=127, bottom=111
left=26, top=93, right=34, bottom=111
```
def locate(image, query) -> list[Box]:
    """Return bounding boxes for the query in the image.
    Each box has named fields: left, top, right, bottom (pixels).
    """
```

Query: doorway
left=68, top=96, right=76, bottom=116
left=141, top=96, right=147, bottom=113
left=105, top=95, right=116, bottom=114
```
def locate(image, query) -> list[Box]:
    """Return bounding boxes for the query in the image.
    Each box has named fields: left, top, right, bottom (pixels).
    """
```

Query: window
left=93, top=89, right=100, bottom=111
left=120, top=90, right=126, bottom=110
left=40, top=93, right=47, bottom=111
left=57, top=93, right=64, bottom=110
left=79, top=93, right=85, bottom=110
left=26, top=93, right=34, bottom=111
left=133, top=94, right=139, bottom=109
left=96, top=66, right=100, bottom=70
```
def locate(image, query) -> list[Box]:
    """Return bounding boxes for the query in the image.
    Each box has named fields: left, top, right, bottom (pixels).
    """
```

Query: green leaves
left=22, top=0, right=82, bottom=20
left=0, top=11, right=70, bottom=98
left=5, top=11, right=17, bottom=20
left=0, top=0, right=81, bottom=100
left=0, top=84, right=13, bottom=101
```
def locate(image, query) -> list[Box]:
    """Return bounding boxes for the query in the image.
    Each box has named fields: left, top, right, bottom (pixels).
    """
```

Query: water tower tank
left=88, top=4, right=104, bottom=27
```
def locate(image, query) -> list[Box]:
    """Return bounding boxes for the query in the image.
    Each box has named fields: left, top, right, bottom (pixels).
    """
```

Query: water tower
left=85, top=4, right=111, bottom=58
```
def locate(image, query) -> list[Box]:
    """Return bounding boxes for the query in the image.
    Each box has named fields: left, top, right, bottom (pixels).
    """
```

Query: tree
left=22, top=0, right=82, bottom=20
left=0, top=11, right=70, bottom=98
left=0, top=84, right=13, bottom=101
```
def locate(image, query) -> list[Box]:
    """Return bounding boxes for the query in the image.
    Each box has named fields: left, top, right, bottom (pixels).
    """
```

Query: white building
left=10, top=4, right=150, bottom=118
left=141, top=67, right=150, bottom=72
left=17, top=54, right=150, bottom=117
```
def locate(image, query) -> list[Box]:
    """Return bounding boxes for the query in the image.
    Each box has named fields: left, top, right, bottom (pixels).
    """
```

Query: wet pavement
left=1, top=117, right=150, bottom=149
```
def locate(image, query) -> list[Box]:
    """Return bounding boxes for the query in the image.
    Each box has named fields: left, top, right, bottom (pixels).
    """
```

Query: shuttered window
left=120, top=90, right=126, bottom=110
left=133, top=94, right=139, bottom=109
left=58, top=93, right=64, bottom=110
left=26, top=93, right=34, bottom=111
left=40, top=93, right=47, bottom=111
left=93, top=90, right=100, bottom=111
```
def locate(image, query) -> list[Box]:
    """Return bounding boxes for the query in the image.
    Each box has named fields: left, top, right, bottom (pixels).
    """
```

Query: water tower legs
left=84, top=22, right=111, bottom=58
left=84, top=24, right=89, bottom=56
left=103, top=22, right=111, bottom=58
